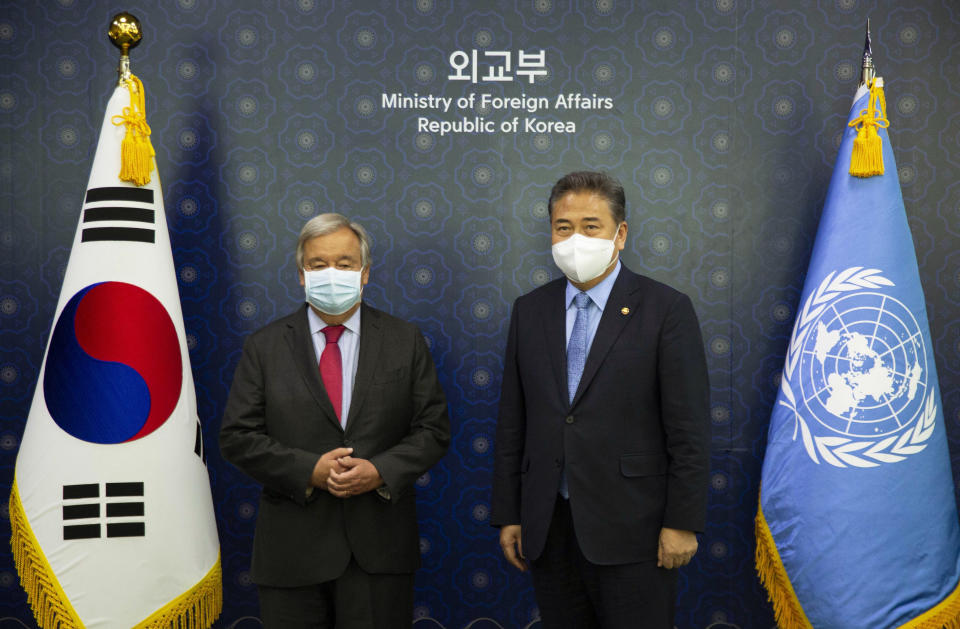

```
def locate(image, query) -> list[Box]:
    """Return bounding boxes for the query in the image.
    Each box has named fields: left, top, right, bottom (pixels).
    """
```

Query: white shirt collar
left=564, top=260, right=622, bottom=311
left=307, top=303, right=362, bottom=337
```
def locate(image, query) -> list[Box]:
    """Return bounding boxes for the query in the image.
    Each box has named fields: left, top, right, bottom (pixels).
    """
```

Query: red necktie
left=319, top=325, right=345, bottom=424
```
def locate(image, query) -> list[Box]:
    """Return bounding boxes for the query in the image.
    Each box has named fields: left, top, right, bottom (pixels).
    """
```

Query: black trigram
left=194, top=418, right=206, bottom=464
left=80, top=187, right=155, bottom=244
left=62, top=482, right=145, bottom=540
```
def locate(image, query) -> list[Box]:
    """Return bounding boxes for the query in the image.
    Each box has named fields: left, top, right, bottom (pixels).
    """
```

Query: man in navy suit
left=492, top=172, right=710, bottom=628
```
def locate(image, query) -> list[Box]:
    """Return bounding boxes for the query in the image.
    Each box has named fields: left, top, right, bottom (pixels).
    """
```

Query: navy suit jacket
left=491, top=265, right=710, bottom=565
left=220, top=303, right=450, bottom=586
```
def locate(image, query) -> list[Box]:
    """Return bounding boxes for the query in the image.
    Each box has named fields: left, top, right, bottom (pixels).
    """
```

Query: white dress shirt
left=564, top=260, right=622, bottom=353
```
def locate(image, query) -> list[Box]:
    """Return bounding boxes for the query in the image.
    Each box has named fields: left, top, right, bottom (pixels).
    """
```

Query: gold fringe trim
left=897, top=574, right=960, bottom=628
left=111, top=73, right=155, bottom=186
left=848, top=77, right=889, bottom=178
left=9, top=478, right=84, bottom=628
left=11, top=477, right=222, bottom=628
left=133, top=554, right=222, bottom=629
left=755, top=493, right=813, bottom=629
left=758, top=490, right=960, bottom=629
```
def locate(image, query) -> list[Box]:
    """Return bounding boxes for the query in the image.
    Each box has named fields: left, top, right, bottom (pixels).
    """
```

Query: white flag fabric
left=10, top=80, right=221, bottom=628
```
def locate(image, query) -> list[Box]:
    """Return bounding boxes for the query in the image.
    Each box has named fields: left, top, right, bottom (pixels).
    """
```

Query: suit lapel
left=284, top=306, right=342, bottom=431
left=541, top=280, right=569, bottom=404
left=344, top=303, right=382, bottom=431
left=571, top=267, right=641, bottom=408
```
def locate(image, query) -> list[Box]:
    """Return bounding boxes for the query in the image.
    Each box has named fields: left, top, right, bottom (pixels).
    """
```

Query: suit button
left=344, top=439, right=352, bottom=447
left=565, top=415, right=575, bottom=424
left=554, top=459, right=562, bottom=468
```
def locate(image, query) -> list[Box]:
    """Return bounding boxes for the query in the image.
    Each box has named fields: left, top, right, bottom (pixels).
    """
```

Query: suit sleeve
left=490, top=301, right=524, bottom=527
left=658, top=292, right=710, bottom=532
left=368, top=329, right=450, bottom=502
left=219, top=333, right=320, bottom=506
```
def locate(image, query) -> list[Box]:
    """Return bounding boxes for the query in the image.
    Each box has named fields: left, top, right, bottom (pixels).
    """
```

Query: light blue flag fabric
left=757, top=81, right=960, bottom=629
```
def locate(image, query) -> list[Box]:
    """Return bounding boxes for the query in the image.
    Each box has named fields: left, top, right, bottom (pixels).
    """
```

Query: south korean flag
left=10, top=73, right=221, bottom=627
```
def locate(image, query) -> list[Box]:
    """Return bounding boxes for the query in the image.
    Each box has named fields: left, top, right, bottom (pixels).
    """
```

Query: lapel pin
left=620, top=307, right=630, bottom=315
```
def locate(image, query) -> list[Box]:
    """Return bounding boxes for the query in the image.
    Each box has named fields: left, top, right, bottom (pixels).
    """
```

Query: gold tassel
left=755, top=495, right=813, bottom=629
left=8, top=479, right=84, bottom=628
left=848, top=77, right=889, bottom=178
left=133, top=555, right=222, bottom=629
left=111, top=73, right=155, bottom=186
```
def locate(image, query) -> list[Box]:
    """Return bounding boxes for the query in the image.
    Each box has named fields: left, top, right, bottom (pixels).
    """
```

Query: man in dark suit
left=220, top=213, right=450, bottom=628
left=492, top=171, right=709, bottom=628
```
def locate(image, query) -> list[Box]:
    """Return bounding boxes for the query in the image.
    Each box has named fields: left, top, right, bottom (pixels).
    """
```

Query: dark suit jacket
left=219, top=303, right=450, bottom=586
left=491, top=265, right=710, bottom=565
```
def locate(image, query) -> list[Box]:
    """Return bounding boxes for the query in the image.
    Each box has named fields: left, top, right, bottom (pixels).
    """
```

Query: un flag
left=756, top=78, right=960, bottom=628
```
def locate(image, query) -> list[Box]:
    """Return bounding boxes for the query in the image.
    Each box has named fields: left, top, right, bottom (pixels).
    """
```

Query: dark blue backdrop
left=2, top=2, right=959, bottom=628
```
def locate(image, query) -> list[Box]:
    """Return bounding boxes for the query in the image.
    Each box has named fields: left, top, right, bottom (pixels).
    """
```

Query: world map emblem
left=779, top=267, right=937, bottom=468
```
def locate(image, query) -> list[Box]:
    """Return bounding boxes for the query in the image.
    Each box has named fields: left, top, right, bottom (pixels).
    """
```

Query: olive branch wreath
left=778, top=266, right=936, bottom=468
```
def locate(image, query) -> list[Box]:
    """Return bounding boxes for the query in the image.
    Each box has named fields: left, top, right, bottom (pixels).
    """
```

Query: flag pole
left=859, top=18, right=875, bottom=87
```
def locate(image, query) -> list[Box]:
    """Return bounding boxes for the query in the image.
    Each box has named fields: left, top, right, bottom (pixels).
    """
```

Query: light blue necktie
left=567, top=292, right=591, bottom=403
left=561, top=292, right=591, bottom=498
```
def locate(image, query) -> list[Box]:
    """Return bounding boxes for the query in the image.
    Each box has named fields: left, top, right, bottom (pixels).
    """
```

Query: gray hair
left=296, top=213, right=372, bottom=269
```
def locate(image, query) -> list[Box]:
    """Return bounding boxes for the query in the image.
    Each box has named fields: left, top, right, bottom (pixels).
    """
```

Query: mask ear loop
left=599, top=253, right=618, bottom=276
left=603, top=221, right=625, bottom=271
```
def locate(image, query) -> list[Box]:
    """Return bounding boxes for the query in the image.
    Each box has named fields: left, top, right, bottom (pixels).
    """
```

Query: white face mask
left=303, top=268, right=363, bottom=315
left=551, top=229, right=619, bottom=284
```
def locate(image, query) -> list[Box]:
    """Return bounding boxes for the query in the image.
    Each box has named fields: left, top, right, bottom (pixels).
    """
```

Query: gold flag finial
left=108, top=12, right=141, bottom=83
left=108, top=12, right=141, bottom=53
left=107, top=12, right=154, bottom=186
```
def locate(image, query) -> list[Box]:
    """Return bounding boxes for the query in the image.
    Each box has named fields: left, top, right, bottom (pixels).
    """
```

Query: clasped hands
left=310, top=447, right=383, bottom=498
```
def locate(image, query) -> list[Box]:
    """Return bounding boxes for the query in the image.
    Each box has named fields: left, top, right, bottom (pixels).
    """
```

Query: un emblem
left=779, top=267, right=937, bottom=468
